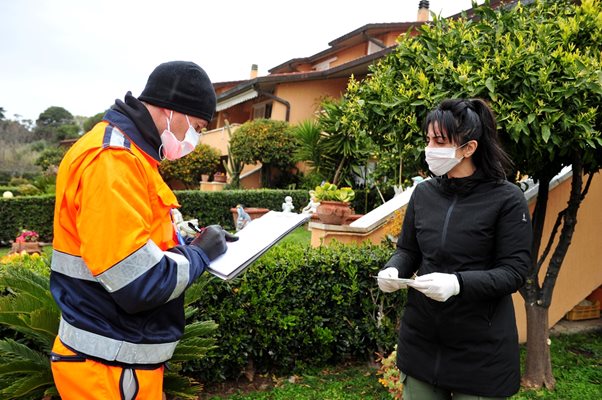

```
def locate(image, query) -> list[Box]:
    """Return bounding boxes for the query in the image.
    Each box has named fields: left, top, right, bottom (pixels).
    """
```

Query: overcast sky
left=0, top=0, right=482, bottom=122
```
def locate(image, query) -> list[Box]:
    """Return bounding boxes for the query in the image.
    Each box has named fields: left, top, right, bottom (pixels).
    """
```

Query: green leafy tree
left=318, top=94, right=375, bottom=186
left=83, top=111, right=106, bottom=133
left=159, top=143, right=221, bottom=189
left=327, top=0, right=602, bottom=390
left=34, top=146, right=67, bottom=171
left=0, top=107, right=5, bottom=120
left=229, top=119, right=298, bottom=188
left=34, top=106, right=79, bottom=143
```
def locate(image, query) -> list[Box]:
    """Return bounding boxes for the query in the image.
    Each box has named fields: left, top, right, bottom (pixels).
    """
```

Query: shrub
left=0, top=195, right=55, bottom=243
left=229, top=119, right=298, bottom=188
left=377, top=346, right=403, bottom=399
left=159, top=143, right=221, bottom=188
left=188, top=241, right=404, bottom=383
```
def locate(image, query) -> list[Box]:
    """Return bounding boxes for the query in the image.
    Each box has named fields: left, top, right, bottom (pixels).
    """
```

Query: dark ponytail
left=423, top=98, right=512, bottom=180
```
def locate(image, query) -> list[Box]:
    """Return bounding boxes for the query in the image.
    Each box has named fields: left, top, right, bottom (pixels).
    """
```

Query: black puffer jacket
left=384, top=171, right=532, bottom=397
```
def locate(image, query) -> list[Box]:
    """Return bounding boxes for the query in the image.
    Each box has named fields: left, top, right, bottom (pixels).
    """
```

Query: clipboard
left=206, top=211, right=310, bottom=280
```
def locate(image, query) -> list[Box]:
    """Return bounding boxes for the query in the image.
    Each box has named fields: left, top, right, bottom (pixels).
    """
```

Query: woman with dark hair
left=377, top=98, right=532, bottom=399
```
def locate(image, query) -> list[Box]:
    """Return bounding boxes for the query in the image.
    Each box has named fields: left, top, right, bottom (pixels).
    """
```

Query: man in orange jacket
left=50, top=61, right=237, bottom=399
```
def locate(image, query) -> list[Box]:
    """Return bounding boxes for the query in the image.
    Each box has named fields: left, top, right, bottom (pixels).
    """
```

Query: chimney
left=417, top=0, right=429, bottom=22
left=250, top=64, right=258, bottom=79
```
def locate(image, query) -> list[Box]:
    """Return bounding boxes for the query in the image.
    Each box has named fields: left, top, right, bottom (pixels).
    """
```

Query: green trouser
left=402, top=372, right=507, bottom=400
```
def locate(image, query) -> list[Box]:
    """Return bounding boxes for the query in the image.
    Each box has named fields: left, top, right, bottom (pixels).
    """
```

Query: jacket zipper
left=50, top=352, right=86, bottom=362
left=441, top=195, right=458, bottom=249
left=433, top=194, right=457, bottom=383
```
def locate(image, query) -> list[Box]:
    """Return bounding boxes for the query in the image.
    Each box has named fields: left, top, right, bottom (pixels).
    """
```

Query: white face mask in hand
left=424, top=142, right=468, bottom=176
left=160, top=111, right=200, bottom=160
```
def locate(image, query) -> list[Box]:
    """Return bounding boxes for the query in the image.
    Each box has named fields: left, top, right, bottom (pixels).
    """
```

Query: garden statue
left=236, top=204, right=252, bottom=231
left=301, top=192, right=320, bottom=214
left=282, top=196, right=295, bottom=213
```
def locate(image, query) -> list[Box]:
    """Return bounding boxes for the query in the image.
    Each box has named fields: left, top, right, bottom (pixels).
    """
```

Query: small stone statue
left=302, top=193, right=320, bottom=214
left=282, top=196, right=295, bottom=213
left=236, top=204, right=252, bottom=231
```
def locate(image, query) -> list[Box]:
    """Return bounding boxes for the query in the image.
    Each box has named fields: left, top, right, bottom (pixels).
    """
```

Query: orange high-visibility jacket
left=51, top=108, right=209, bottom=366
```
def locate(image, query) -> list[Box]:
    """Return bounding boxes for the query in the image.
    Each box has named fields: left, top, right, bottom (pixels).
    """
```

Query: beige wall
left=200, top=124, right=241, bottom=156
left=330, top=43, right=368, bottom=67
left=275, top=78, right=349, bottom=124
left=513, top=172, right=602, bottom=342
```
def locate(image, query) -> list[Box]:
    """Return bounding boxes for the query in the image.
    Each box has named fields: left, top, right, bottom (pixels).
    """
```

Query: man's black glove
left=189, top=224, right=238, bottom=261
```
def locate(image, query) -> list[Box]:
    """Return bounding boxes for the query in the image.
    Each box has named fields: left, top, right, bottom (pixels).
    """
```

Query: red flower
left=16, top=230, right=39, bottom=243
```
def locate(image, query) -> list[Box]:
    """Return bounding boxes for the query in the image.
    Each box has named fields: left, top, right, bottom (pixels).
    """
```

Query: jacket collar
left=436, top=169, right=496, bottom=196
left=104, top=92, right=162, bottom=162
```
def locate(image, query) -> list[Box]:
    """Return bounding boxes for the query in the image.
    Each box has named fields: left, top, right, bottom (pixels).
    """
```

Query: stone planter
left=316, top=201, right=352, bottom=225
left=10, top=241, right=42, bottom=255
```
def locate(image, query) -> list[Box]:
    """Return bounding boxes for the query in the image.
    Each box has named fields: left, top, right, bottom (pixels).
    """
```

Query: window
left=367, top=40, right=384, bottom=55
left=312, top=57, right=338, bottom=71
left=252, top=102, right=272, bottom=119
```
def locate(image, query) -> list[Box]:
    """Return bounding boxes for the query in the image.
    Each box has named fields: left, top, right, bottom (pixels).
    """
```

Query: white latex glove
left=411, top=272, right=460, bottom=302
left=377, top=267, right=407, bottom=293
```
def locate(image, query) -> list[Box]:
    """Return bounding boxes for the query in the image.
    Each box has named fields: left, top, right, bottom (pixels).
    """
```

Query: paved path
left=550, top=317, right=602, bottom=336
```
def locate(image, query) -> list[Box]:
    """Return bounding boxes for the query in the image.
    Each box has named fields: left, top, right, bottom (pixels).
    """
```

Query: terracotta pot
left=344, top=213, right=363, bottom=224
left=316, top=201, right=352, bottom=225
left=214, top=174, right=227, bottom=183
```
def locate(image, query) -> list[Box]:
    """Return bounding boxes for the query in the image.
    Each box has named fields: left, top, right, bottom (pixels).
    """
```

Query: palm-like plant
left=222, top=120, right=244, bottom=189
left=163, top=277, right=218, bottom=399
left=0, top=261, right=58, bottom=400
left=291, top=119, right=328, bottom=173
left=0, top=254, right=218, bottom=400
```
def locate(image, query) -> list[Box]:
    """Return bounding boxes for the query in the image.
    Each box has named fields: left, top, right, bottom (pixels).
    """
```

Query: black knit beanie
left=139, top=61, right=216, bottom=122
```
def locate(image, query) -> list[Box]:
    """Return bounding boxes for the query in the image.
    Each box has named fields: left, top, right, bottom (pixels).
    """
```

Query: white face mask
left=160, top=112, right=200, bottom=161
left=424, top=142, right=468, bottom=176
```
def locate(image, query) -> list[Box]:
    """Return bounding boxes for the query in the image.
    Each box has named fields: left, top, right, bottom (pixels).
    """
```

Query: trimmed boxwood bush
left=0, top=189, right=381, bottom=242
left=187, top=241, right=404, bottom=383
left=176, top=189, right=310, bottom=231
left=0, top=195, right=55, bottom=243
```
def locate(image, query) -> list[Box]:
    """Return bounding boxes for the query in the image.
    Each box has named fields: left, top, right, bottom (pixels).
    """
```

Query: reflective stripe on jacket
left=51, top=113, right=209, bottom=366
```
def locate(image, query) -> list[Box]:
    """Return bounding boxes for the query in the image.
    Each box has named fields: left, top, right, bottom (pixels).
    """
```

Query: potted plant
left=312, top=182, right=355, bottom=225
left=10, top=229, right=42, bottom=254
left=213, top=172, right=227, bottom=183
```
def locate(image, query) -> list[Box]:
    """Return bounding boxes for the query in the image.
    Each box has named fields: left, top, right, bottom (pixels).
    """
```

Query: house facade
left=200, top=0, right=509, bottom=188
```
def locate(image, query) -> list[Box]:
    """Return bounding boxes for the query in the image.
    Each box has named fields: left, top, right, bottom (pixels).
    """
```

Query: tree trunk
left=332, top=156, right=347, bottom=186
left=521, top=303, right=556, bottom=389
left=520, top=153, right=586, bottom=391
left=261, top=163, right=271, bottom=188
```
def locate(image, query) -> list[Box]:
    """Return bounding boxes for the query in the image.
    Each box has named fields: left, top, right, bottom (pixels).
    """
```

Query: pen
left=188, top=222, right=205, bottom=234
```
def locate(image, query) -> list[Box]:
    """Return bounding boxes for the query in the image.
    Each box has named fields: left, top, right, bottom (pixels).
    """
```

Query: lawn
left=200, top=332, right=602, bottom=400
left=278, top=224, right=311, bottom=245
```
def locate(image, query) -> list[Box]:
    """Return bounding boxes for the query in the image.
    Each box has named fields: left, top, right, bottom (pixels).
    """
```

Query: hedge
left=1, top=239, right=402, bottom=389
left=0, top=189, right=383, bottom=243
left=180, top=240, right=404, bottom=383
left=0, top=195, right=55, bottom=243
